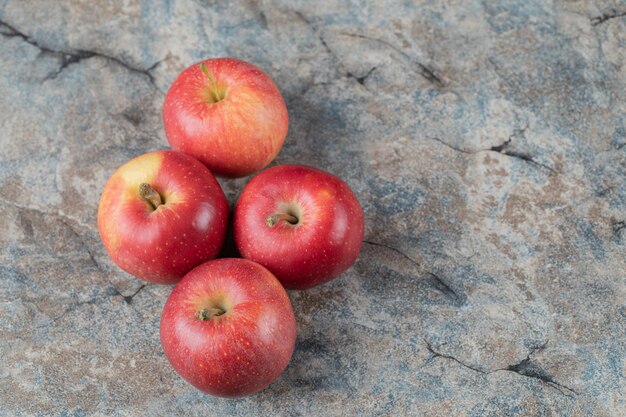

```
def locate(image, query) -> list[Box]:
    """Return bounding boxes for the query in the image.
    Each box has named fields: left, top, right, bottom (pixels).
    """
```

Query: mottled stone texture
left=0, top=0, right=624, bottom=416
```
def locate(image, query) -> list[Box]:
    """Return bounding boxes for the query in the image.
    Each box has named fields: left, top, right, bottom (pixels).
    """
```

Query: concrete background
left=1, top=1, right=624, bottom=416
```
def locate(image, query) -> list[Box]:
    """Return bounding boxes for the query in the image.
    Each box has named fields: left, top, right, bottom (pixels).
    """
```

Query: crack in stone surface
left=424, top=271, right=461, bottom=302
left=363, top=240, right=463, bottom=302
left=292, top=11, right=379, bottom=94
left=611, top=220, right=625, bottom=236
left=0, top=20, right=59, bottom=55
left=43, top=51, right=97, bottom=80
left=290, top=12, right=358, bottom=94
left=297, top=11, right=438, bottom=92
left=490, top=128, right=558, bottom=173
left=363, top=240, right=423, bottom=268
left=340, top=32, right=444, bottom=87
left=428, top=136, right=475, bottom=154
left=425, top=339, right=489, bottom=374
left=428, top=129, right=558, bottom=174
left=2, top=199, right=107, bottom=277
left=115, top=284, right=147, bottom=304
left=29, top=207, right=148, bottom=307
left=425, top=339, right=578, bottom=398
left=503, top=356, right=578, bottom=398
left=591, top=10, right=626, bottom=26
left=318, top=33, right=341, bottom=70
left=246, top=0, right=268, bottom=30
left=349, top=66, right=377, bottom=86
left=0, top=198, right=92, bottom=231
left=0, top=19, right=161, bottom=87
left=36, top=283, right=146, bottom=329
left=38, top=298, right=100, bottom=328
left=58, top=218, right=104, bottom=273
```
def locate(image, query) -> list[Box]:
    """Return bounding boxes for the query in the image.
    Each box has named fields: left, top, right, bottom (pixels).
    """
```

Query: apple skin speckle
left=162, top=58, right=288, bottom=178
left=233, top=164, right=364, bottom=290
left=97, top=150, right=229, bottom=284
left=160, top=258, right=296, bottom=397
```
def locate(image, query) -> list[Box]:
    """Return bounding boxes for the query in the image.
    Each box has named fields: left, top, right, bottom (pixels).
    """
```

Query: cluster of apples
left=97, top=58, right=364, bottom=397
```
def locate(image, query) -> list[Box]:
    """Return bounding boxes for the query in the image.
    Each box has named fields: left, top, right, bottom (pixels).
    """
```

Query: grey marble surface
left=1, top=1, right=625, bottom=416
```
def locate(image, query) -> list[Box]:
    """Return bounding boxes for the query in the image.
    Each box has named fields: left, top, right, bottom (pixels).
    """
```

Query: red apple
left=233, top=165, right=364, bottom=289
left=160, top=258, right=296, bottom=397
left=97, top=150, right=229, bottom=284
left=162, top=58, right=289, bottom=178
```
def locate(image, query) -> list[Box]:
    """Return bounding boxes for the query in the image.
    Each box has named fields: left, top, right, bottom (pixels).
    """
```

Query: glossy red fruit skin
left=97, top=150, right=229, bottom=284
left=233, top=164, right=364, bottom=290
left=160, top=258, right=297, bottom=397
left=162, top=58, right=289, bottom=178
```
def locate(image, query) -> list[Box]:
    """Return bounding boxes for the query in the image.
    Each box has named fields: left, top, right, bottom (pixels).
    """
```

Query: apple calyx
left=199, top=63, right=226, bottom=103
left=195, top=307, right=226, bottom=321
left=139, top=183, right=163, bottom=210
left=265, top=213, right=299, bottom=227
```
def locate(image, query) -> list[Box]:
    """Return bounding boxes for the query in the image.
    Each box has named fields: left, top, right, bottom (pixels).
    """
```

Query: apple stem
left=139, top=183, right=163, bottom=210
left=265, top=213, right=299, bottom=227
left=195, top=307, right=226, bottom=321
left=199, top=63, right=225, bottom=101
